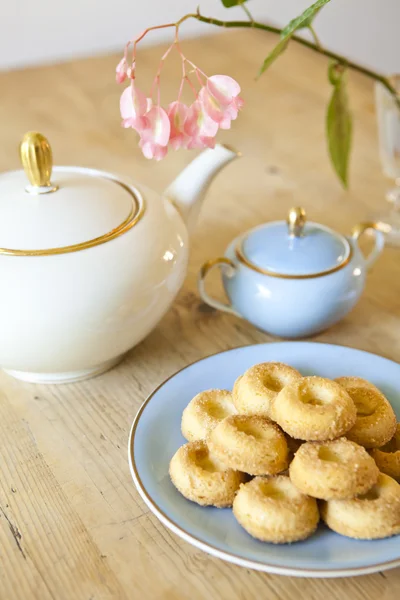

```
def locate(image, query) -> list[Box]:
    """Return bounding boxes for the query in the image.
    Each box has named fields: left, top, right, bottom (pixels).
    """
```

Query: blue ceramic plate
left=128, top=342, right=400, bottom=578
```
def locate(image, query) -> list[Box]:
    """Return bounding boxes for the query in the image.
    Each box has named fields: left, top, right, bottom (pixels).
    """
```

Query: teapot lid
left=0, top=132, right=144, bottom=256
left=236, top=207, right=351, bottom=278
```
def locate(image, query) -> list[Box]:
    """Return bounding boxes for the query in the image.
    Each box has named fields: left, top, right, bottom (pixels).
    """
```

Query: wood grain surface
left=0, top=30, right=400, bottom=600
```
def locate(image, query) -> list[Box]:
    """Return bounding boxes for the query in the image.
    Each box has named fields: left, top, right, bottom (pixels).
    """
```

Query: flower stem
left=308, top=25, right=321, bottom=48
left=183, top=12, right=399, bottom=106
left=239, top=0, right=254, bottom=23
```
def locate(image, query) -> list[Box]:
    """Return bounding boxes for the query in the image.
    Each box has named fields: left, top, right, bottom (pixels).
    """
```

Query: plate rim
left=128, top=341, right=400, bottom=578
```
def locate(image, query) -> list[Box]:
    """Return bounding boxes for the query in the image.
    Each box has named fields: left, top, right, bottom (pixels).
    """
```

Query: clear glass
left=374, top=76, right=400, bottom=246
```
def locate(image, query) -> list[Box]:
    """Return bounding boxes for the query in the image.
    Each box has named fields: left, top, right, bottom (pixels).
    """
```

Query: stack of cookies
left=169, top=362, right=400, bottom=544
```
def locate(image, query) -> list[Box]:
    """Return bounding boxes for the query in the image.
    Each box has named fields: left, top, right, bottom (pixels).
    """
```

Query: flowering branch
left=117, top=1, right=399, bottom=184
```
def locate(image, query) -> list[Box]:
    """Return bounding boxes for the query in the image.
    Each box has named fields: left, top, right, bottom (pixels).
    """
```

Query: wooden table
left=1, top=29, right=400, bottom=600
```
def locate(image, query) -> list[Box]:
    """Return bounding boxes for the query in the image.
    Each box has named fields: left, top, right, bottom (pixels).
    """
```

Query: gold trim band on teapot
left=0, top=178, right=145, bottom=257
left=0, top=132, right=146, bottom=257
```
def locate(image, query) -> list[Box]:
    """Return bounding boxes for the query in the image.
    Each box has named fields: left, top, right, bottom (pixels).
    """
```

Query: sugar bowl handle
left=198, top=257, right=240, bottom=316
left=351, top=222, right=385, bottom=271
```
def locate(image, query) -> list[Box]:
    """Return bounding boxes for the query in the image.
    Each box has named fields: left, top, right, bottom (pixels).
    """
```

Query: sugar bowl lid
left=0, top=132, right=144, bottom=256
left=236, top=207, right=351, bottom=278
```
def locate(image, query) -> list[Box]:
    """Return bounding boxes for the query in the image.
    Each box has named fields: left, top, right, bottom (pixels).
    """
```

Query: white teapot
left=0, top=132, right=238, bottom=383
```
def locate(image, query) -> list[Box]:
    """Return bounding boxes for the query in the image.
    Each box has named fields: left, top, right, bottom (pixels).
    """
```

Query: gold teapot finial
left=287, top=206, right=306, bottom=237
left=19, top=132, right=58, bottom=194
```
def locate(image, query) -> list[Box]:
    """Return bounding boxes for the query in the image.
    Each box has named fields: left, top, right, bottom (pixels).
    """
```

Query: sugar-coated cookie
left=208, top=414, right=288, bottom=476
left=321, top=473, right=400, bottom=539
left=270, top=376, right=356, bottom=441
left=233, top=475, right=319, bottom=543
left=335, top=377, right=396, bottom=448
left=370, top=424, right=400, bottom=481
left=289, top=438, right=379, bottom=499
left=169, top=440, right=246, bottom=507
left=181, top=389, right=236, bottom=441
left=232, top=362, right=302, bottom=417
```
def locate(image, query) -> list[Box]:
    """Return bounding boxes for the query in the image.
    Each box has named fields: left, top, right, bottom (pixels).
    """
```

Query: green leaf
left=257, top=37, right=290, bottom=77
left=299, top=6, right=323, bottom=30
left=326, top=65, right=352, bottom=187
left=258, top=0, right=331, bottom=77
left=282, top=0, right=329, bottom=36
left=221, top=0, right=248, bottom=7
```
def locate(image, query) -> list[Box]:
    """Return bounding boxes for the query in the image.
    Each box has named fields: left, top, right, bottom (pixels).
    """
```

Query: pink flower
left=183, top=101, right=219, bottom=150
left=184, top=101, right=218, bottom=138
left=140, top=140, right=168, bottom=161
left=120, top=83, right=149, bottom=130
left=207, top=75, right=241, bottom=105
left=219, top=96, right=244, bottom=130
left=199, top=75, right=243, bottom=125
left=167, top=101, right=189, bottom=150
left=138, top=106, right=171, bottom=160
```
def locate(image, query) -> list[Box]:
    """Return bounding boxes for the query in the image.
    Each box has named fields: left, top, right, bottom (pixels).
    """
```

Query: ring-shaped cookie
left=233, top=475, right=319, bottom=543
left=335, top=377, right=397, bottom=448
left=232, top=362, right=302, bottom=417
left=270, top=376, right=356, bottom=441
left=169, top=440, right=246, bottom=507
left=289, top=438, right=379, bottom=499
left=371, top=424, right=400, bottom=481
left=321, top=473, right=400, bottom=539
left=208, top=415, right=288, bottom=475
left=181, top=389, right=236, bottom=441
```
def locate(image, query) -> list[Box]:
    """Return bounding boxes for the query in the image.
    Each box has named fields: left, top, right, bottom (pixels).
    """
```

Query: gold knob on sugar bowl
left=19, top=132, right=58, bottom=194
left=287, top=206, right=306, bottom=237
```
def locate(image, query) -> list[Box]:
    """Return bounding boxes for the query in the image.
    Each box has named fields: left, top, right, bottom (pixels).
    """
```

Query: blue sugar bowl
left=198, top=207, right=384, bottom=338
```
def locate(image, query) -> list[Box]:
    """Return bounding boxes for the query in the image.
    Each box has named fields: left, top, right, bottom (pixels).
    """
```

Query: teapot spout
left=164, top=144, right=240, bottom=233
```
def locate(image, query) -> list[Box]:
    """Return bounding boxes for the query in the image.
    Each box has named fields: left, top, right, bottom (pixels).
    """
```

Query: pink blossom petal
left=131, top=83, right=148, bottom=117
left=153, top=145, right=168, bottom=161
left=234, top=96, right=244, bottom=111
left=186, top=137, right=203, bottom=149
left=184, top=103, right=199, bottom=136
left=167, top=101, right=188, bottom=137
left=139, top=140, right=168, bottom=160
left=134, top=115, right=150, bottom=132
left=200, top=87, right=244, bottom=125
left=207, top=75, right=241, bottom=105
left=219, top=96, right=244, bottom=128
left=120, top=87, right=133, bottom=120
left=219, top=103, right=239, bottom=129
left=116, top=58, right=127, bottom=84
left=200, top=136, right=216, bottom=149
left=120, top=83, right=148, bottom=122
left=127, top=61, right=135, bottom=79
left=169, top=133, right=189, bottom=150
left=219, top=116, right=232, bottom=130
left=122, top=114, right=149, bottom=132
left=140, top=106, right=170, bottom=147
left=185, top=99, right=219, bottom=137
left=186, top=135, right=216, bottom=149
left=120, top=84, right=148, bottom=122
left=226, top=103, right=238, bottom=120
left=139, top=140, right=154, bottom=159
left=199, top=87, right=226, bottom=124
